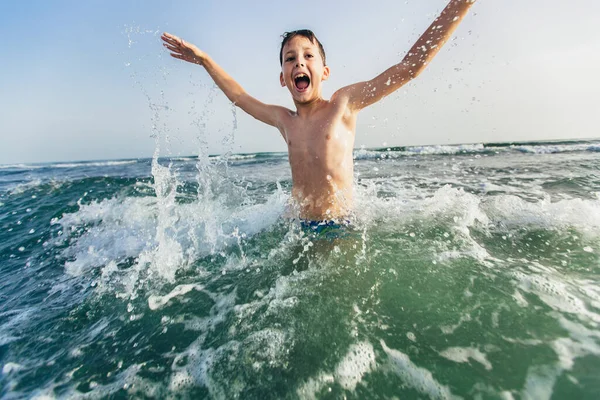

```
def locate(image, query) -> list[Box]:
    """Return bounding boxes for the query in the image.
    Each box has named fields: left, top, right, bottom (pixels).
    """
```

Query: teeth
left=295, top=74, right=307, bottom=79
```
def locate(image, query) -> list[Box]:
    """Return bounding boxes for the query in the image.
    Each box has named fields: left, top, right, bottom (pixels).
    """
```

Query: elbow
left=409, top=65, right=427, bottom=80
left=392, top=63, right=425, bottom=87
left=232, top=91, right=248, bottom=107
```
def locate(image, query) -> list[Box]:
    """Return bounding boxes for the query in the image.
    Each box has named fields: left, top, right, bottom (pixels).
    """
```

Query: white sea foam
left=520, top=315, right=600, bottom=400
left=159, top=265, right=342, bottom=398
left=168, top=328, right=291, bottom=398
left=334, top=341, right=377, bottom=390
left=355, top=185, right=492, bottom=262
left=53, top=151, right=281, bottom=304
left=553, top=315, right=600, bottom=370
left=8, top=178, right=68, bottom=196
left=513, top=143, right=600, bottom=154
left=0, top=309, right=36, bottom=346
left=58, top=181, right=287, bottom=295
left=148, top=284, right=205, bottom=310
left=511, top=262, right=600, bottom=324
left=356, top=181, right=600, bottom=249
left=2, top=363, right=24, bottom=375
left=0, top=335, right=22, bottom=348
left=355, top=184, right=484, bottom=227
left=0, top=163, right=43, bottom=170
left=352, top=141, right=600, bottom=161
left=521, top=364, right=562, bottom=400
left=439, top=347, right=492, bottom=370
left=507, top=262, right=600, bottom=400
left=353, top=143, right=489, bottom=160
left=403, top=143, right=486, bottom=156
left=353, top=149, right=386, bottom=160
left=58, top=196, right=158, bottom=277
left=29, top=362, right=163, bottom=399
left=380, top=340, right=459, bottom=400
left=482, top=194, right=600, bottom=235
left=171, top=157, right=198, bottom=161
left=170, top=327, right=289, bottom=396
left=48, top=160, right=138, bottom=168
left=210, top=153, right=257, bottom=161
left=419, top=185, right=490, bottom=232
left=9, top=179, right=44, bottom=195
left=297, top=341, right=376, bottom=398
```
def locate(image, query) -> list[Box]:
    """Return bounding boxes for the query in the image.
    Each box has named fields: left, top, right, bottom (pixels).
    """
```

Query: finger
left=162, top=32, right=179, bottom=40
left=161, top=35, right=181, bottom=46
left=163, top=43, right=179, bottom=52
left=170, top=53, right=185, bottom=60
left=161, top=33, right=183, bottom=45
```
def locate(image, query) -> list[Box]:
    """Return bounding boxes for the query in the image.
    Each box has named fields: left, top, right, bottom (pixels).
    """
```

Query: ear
left=280, top=72, right=285, bottom=87
left=322, top=65, right=331, bottom=81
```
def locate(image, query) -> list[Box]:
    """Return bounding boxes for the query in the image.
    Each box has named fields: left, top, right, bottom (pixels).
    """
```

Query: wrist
left=197, top=53, right=210, bottom=66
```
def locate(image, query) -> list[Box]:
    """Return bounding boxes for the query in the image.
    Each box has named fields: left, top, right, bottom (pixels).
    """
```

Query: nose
left=296, top=60, right=304, bottom=67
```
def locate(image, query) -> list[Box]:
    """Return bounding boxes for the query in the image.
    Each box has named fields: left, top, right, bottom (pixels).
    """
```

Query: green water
left=1, top=145, right=599, bottom=398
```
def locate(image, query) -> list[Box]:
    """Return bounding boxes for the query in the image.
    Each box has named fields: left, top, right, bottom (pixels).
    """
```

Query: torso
left=278, top=98, right=357, bottom=220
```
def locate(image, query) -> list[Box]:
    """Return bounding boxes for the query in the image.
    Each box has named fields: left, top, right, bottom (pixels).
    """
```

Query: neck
left=294, top=96, right=326, bottom=118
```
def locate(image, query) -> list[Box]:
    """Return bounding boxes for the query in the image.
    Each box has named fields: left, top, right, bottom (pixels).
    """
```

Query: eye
left=286, top=56, right=295, bottom=62
left=306, top=54, right=314, bottom=58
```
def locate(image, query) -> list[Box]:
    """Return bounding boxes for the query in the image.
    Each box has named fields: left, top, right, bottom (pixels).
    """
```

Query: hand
left=161, top=32, right=206, bottom=65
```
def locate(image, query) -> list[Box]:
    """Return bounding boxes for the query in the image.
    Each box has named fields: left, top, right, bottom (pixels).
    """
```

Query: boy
left=161, top=0, right=476, bottom=222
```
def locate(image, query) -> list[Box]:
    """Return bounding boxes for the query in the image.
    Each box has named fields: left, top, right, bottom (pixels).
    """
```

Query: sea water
left=1, top=140, right=599, bottom=399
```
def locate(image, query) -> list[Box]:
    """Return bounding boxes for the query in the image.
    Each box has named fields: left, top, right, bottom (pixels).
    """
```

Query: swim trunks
left=300, top=219, right=352, bottom=240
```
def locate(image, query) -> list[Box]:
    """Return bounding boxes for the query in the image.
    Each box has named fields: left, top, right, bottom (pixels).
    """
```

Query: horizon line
left=2, top=137, right=599, bottom=167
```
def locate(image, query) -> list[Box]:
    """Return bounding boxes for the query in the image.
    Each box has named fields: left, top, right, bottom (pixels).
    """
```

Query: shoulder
left=271, top=105, right=295, bottom=125
left=271, top=106, right=297, bottom=136
left=330, top=89, right=357, bottom=121
left=330, top=86, right=351, bottom=105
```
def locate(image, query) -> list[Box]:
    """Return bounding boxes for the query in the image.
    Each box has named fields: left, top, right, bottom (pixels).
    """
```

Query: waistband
left=299, top=219, right=351, bottom=229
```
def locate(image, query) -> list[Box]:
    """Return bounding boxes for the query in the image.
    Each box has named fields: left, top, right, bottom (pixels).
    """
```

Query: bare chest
left=282, top=107, right=355, bottom=165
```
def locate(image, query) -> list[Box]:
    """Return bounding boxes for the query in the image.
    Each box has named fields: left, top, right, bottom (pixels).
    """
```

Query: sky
left=1, top=0, right=599, bottom=164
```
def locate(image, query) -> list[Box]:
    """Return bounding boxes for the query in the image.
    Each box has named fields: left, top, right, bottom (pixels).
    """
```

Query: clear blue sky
left=1, top=0, right=599, bottom=164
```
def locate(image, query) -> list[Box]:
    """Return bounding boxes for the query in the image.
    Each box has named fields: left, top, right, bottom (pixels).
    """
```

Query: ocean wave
left=353, top=149, right=386, bottom=160
left=56, top=188, right=288, bottom=287
left=512, top=143, right=600, bottom=154
left=483, top=194, right=600, bottom=235
left=359, top=184, right=600, bottom=233
left=0, top=164, right=44, bottom=170
left=48, top=160, right=138, bottom=168
left=354, top=143, right=490, bottom=160
left=8, top=179, right=45, bottom=195
left=403, top=143, right=488, bottom=155
left=354, top=141, right=600, bottom=160
left=210, top=154, right=258, bottom=162
left=0, top=160, right=138, bottom=171
left=171, top=157, right=198, bottom=162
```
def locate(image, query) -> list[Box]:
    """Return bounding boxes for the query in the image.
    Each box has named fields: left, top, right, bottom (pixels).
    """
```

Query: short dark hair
left=279, top=29, right=326, bottom=66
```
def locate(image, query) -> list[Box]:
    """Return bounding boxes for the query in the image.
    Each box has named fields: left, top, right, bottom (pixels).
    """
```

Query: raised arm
left=334, top=0, right=476, bottom=112
left=161, top=33, right=289, bottom=129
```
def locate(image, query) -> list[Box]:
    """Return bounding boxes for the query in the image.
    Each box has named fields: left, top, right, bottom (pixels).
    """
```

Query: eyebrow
left=285, top=47, right=314, bottom=55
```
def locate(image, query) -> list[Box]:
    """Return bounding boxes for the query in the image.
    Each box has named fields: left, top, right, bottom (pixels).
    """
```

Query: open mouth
left=294, top=74, right=310, bottom=91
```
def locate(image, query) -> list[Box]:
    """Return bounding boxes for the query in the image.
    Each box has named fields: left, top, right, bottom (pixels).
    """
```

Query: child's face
left=280, top=36, right=330, bottom=104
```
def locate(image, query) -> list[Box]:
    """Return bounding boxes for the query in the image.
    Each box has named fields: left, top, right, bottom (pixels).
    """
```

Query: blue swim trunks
left=300, top=219, right=352, bottom=240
